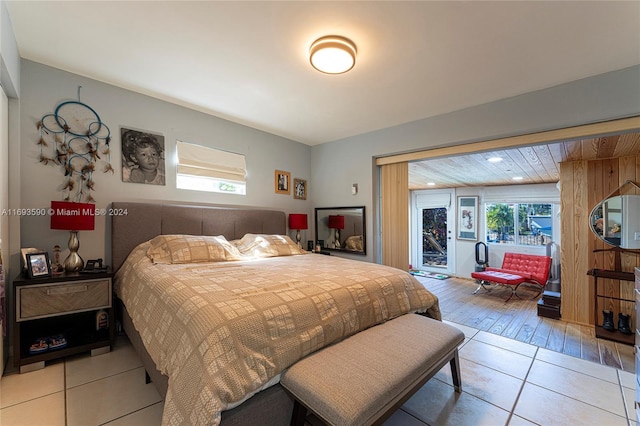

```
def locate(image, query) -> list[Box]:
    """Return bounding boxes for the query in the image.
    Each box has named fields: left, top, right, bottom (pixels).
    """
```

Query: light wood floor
left=417, top=275, right=635, bottom=372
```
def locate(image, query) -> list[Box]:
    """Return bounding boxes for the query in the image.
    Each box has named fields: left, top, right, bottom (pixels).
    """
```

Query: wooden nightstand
left=13, top=270, right=115, bottom=373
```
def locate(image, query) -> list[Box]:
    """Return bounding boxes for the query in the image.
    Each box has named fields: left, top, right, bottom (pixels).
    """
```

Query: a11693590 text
left=1, top=208, right=128, bottom=216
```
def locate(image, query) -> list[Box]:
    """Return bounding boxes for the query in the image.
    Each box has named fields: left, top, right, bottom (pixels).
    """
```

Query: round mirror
left=589, top=196, right=622, bottom=246
left=589, top=194, right=640, bottom=248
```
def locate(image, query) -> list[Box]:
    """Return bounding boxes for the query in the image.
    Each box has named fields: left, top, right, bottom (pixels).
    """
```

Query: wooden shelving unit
left=588, top=268, right=635, bottom=345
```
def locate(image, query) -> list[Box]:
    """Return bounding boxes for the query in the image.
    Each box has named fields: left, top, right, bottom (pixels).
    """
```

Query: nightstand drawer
left=17, top=278, right=111, bottom=321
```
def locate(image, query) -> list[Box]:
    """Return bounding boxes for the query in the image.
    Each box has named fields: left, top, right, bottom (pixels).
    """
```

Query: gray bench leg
left=450, top=350, right=462, bottom=393
left=290, top=400, right=308, bottom=426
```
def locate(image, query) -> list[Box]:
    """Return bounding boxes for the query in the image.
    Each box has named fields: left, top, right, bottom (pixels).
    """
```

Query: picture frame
left=316, top=239, right=325, bottom=249
left=457, top=196, right=478, bottom=241
left=21, top=247, right=45, bottom=271
left=307, top=240, right=314, bottom=251
left=121, top=127, right=166, bottom=185
left=26, top=252, right=52, bottom=279
left=293, top=178, right=307, bottom=200
left=275, top=170, right=291, bottom=194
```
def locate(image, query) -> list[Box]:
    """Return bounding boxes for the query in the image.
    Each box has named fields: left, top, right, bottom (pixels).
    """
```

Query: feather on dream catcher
left=37, top=87, right=113, bottom=202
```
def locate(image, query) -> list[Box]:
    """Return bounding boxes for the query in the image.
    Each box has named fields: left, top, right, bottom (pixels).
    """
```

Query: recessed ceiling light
left=488, top=157, right=503, bottom=163
left=512, top=176, right=523, bottom=181
left=310, top=36, right=357, bottom=74
left=427, top=182, right=436, bottom=186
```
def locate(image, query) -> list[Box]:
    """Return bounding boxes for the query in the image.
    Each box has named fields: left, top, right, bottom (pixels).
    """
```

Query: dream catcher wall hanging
left=37, top=87, right=113, bottom=202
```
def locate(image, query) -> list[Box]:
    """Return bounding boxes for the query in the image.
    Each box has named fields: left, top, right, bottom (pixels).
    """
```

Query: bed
left=110, top=201, right=441, bottom=425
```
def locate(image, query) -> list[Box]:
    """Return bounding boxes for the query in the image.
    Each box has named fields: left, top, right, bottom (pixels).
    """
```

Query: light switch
left=635, top=231, right=640, bottom=241
left=352, top=184, right=358, bottom=195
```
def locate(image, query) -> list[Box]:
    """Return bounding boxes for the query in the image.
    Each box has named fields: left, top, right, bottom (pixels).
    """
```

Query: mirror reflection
left=589, top=194, right=640, bottom=249
left=315, top=206, right=366, bottom=254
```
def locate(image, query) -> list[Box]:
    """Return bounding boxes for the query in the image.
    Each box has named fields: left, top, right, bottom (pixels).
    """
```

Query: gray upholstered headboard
left=110, top=202, right=286, bottom=272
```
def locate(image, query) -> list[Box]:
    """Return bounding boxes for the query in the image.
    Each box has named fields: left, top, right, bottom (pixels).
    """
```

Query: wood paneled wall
left=560, top=154, right=640, bottom=325
left=381, top=163, right=409, bottom=270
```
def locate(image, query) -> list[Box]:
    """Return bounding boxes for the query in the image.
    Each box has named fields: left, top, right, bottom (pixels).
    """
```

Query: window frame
left=176, top=141, right=246, bottom=195
left=484, top=202, right=553, bottom=247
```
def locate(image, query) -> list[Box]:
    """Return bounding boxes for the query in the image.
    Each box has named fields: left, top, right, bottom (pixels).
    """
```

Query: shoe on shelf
left=48, top=335, right=67, bottom=349
left=29, top=338, right=48, bottom=354
left=618, top=313, right=633, bottom=335
left=602, top=310, right=615, bottom=331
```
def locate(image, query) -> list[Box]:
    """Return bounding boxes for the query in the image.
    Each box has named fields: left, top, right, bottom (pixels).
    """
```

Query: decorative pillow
left=344, top=235, right=364, bottom=251
left=234, top=234, right=307, bottom=257
left=147, top=234, right=244, bottom=264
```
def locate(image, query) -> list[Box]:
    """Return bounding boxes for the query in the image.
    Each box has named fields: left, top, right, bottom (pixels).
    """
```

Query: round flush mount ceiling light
left=309, top=36, right=357, bottom=74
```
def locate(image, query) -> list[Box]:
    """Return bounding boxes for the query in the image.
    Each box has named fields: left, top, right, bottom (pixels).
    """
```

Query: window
left=176, top=141, right=246, bottom=195
left=485, top=203, right=552, bottom=246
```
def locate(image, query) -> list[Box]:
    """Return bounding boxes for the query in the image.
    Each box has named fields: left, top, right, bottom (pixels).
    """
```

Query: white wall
left=311, top=65, right=640, bottom=263
left=621, top=194, right=640, bottom=249
left=17, top=60, right=312, bottom=265
left=12, top=48, right=640, bottom=270
left=0, top=0, right=19, bottom=372
left=0, top=0, right=19, bottom=97
left=0, top=84, right=7, bottom=375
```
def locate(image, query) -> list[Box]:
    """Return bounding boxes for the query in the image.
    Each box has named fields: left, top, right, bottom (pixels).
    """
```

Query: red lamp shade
left=288, top=213, right=308, bottom=230
left=328, top=215, right=345, bottom=230
left=50, top=201, right=96, bottom=231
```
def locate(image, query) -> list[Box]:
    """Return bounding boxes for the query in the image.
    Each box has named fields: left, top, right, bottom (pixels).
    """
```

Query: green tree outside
left=486, top=203, right=514, bottom=241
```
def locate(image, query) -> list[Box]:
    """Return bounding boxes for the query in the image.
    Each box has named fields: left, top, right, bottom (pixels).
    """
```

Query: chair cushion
left=471, top=270, right=526, bottom=285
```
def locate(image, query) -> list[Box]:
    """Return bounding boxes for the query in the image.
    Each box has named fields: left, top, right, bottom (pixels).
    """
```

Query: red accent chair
left=471, top=253, right=552, bottom=301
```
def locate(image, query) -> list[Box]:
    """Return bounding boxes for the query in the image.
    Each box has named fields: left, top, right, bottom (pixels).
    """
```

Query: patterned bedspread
left=114, top=242, right=441, bottom=425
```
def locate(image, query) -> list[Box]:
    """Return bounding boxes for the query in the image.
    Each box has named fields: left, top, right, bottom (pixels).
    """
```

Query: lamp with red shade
left=288, top=213, right=308, bottom=249
left=328, top=215, right=345, bottom=248
left=50, top=201, right=95, bottom=272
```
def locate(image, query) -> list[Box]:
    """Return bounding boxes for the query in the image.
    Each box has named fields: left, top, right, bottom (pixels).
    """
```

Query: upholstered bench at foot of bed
left=280, top=314, right=465, bottom=426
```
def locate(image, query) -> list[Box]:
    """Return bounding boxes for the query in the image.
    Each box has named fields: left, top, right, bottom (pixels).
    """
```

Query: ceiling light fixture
left=512, top=176, right=524, bottom=181
left=310, top=36, right=357, bottom=74
left=488, top=157, right=503, bottom=163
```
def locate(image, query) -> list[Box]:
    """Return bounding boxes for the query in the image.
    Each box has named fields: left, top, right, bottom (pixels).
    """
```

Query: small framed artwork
left=275, top=170, right=291, bottom=194
left=457, top=196, right=478, bottom=241
left=294, top=178, right=307, bottom=200
left=307, top=240, right=314, bottom=251
left=26, top=252, right=52, bottom=279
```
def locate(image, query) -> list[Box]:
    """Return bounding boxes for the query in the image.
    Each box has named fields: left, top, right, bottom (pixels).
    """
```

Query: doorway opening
left=412, top=189, right=455, bottom=275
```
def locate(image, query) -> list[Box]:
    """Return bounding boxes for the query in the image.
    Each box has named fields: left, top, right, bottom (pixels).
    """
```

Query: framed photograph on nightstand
left=26, top=252, right=51, bottom=279
left=21, top=247, right=44, bottom=271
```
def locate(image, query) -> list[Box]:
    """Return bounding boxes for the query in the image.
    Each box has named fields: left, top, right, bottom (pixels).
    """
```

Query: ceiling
left=5, top=1, right=640, bottom=147
left=409, top=132, right=640, bottom=189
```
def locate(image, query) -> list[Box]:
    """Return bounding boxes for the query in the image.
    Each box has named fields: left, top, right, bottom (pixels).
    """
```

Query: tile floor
left=0, top=320, right=637, bottom=426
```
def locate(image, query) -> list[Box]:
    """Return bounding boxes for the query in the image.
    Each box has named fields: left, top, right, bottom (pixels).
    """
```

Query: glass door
left=421, top=207, right=449, bottom=269
left=412, top=190, right=455, bottom=275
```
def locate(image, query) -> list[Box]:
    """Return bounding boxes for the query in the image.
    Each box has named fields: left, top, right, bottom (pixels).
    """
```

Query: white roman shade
left=414, top=191, right=452, bottom=209
left=481, top=183, right=560, bottom=204
left=176, top=141, right=246, bottom=183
